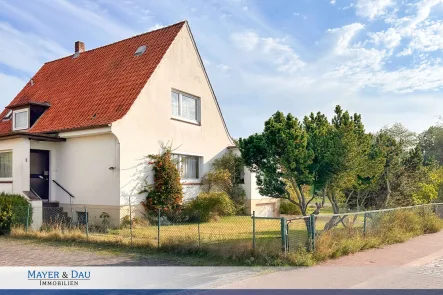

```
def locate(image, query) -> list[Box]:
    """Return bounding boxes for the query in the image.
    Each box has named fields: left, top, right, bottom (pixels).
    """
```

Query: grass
left=311, top=209, right=443, bottom=262
left=8, top=208, right=443, bottom=266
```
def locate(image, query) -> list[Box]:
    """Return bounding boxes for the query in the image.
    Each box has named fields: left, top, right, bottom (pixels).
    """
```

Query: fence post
left=310, top=214, right=316, bottom=251
left=363, top=213, right=367, bottom=236
left=280, top=216, right=287, bottom=255
left=84, top=205, right=89, bottom=241
left=129, top=200, right=133, bottom=247
left=252, top=211, right=256, bottom=252
left=26, top=204, right=31, bottom=232
left=197, top=210, right=201, bottom=248
left=157, top=208, right=161, bottom=249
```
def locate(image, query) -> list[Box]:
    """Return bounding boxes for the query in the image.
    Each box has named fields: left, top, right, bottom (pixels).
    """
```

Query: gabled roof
left=0, top=21, right=186, bottom=135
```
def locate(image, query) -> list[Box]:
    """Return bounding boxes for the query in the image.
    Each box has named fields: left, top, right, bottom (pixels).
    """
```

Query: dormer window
left=13, top=109, right=29, bottom=130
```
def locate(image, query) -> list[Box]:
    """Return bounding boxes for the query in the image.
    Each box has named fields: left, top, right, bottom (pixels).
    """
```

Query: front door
left=30, top=149, right=50, bottom=200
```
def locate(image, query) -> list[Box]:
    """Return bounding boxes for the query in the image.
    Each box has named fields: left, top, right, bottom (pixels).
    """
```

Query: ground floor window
left=172, top=154, right=201, bottom=180
left=0, top=151, right=12, bottom=178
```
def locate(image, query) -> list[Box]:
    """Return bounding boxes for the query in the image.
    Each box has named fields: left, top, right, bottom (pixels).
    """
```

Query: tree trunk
left=324, top=191, right=340, bottom=230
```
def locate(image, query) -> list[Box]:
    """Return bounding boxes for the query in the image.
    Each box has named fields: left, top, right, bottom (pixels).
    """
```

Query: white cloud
left=407, top=20, right=443, bottom=52
left=0, top=22, right=69, bottom=74
left=368, top=27, right=401, bottom=48
left=44, top=0, right=136, bottom=39
left=0, top=73, right=26, bottom=107
left=217, top=63, right=231, bottom=71
left=231, top=31, right=305, bottom=73
left=231, top=31, right=260, bottom=51
left=293, top=12, right=307, bottom=19
left=330, top=0, right=336, bottom=5
left=407, top=0, right=443, bottom=29
left=355, top=0, right=393, bottom=20
left=327, top=23, right=365, bottom=53
left=147, top=23, right=164, bottom=31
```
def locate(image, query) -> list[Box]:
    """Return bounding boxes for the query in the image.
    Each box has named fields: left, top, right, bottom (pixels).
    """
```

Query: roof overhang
left=0, top=132, right=65, bottom=142
left=7, top=101, right=51, bottom=110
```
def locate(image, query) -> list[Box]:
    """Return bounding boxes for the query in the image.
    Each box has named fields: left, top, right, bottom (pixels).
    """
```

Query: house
left=0, top=21, right=279, bottom=227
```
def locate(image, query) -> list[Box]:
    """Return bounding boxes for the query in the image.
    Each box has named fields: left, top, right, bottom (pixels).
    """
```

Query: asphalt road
left=222, top=231, right=443, bottom=289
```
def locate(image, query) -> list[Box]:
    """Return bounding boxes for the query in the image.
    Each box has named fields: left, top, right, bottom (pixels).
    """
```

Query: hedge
left=0, top=193, right=32, bottom=234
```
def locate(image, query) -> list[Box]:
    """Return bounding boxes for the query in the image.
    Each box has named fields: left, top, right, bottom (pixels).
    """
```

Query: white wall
left=50, top=133, right=120, bottom=206
left=0, top=138, right=30, bottom=195
left=112, top=24, right=233, bottom=205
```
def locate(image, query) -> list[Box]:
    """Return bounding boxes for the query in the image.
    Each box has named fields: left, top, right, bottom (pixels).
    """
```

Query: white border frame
left=172, top=152, right=203, bottom=183
left=0, top=150, right=13, bottom=180
left=12, top=108, right=29, bottom=131
left=171, top=89, right=201, bottom=125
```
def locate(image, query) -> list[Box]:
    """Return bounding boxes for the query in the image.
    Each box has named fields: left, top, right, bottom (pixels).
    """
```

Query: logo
left=27, top=270, right=91, bottom=287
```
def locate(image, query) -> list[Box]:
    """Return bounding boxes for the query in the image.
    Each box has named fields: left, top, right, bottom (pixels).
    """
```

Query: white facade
left=112, top=24, right=233, bottom=205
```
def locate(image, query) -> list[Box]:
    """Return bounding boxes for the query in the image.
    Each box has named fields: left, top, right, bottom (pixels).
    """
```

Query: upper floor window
left=0, top=151, right=12, bottom=178
left=13, top=109, right=28, bottom=130
left=171, top=90, right=200, bottom=123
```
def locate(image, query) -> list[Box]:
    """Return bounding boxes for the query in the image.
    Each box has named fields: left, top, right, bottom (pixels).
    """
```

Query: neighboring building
left=0, top=21, right=279, bottom=227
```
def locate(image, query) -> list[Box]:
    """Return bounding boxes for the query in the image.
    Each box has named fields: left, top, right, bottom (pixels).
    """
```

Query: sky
left=1, top=0, right=443, bottom=139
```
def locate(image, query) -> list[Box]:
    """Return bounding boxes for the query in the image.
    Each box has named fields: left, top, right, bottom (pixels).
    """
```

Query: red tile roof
left=0, top=21, right=186, bottom=135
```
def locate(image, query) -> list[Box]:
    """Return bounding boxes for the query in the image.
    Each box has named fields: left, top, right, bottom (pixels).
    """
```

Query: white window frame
left=171, top=90, right=201, bottom=124
left=0, top=150, right=12, bottom=180
left=172, top=152, right=203, bottom=182
left=12, top=108, right=29, bottom=131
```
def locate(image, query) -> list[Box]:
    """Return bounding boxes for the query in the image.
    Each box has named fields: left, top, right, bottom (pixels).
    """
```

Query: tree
left=419, top=126, right=443, bottom=165
left=140, top=146, right=183, bottom=212
left=413, top=166, right=443, bottom=204
left=239, top=111, right=318, bottom=216
left=381, top=123, right=417, bottom=151
left=372, top=131, right=402, bottom=208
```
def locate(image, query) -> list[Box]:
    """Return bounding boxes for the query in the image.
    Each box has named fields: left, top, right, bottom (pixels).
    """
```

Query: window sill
left=181, top=180, right=202, bottom=185
left=0, top=179, right=13, bottom=183
left=171, top=116, right=201, bottom=126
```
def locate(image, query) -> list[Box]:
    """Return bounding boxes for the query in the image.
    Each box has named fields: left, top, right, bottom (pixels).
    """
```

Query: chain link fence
left=3, top=203, right=443, bottom=257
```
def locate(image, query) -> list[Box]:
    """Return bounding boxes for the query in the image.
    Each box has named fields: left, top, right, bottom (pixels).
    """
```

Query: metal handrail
left=52, top=180, right=75, bottom=198
left=30, top=187, right=42, bottom=200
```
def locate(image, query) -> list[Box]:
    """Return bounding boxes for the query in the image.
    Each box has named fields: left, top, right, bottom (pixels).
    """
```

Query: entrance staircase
left=42, top=201, right=71, bottom=225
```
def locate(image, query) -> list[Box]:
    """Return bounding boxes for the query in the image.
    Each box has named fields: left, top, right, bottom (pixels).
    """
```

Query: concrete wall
left=0, top=138, right=30, bottom=195
left=112, top=24, right=233, bottom=205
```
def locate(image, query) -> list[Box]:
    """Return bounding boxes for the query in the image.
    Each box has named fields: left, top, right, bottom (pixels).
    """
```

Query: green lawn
left=93, top=212, right=367, bottom=254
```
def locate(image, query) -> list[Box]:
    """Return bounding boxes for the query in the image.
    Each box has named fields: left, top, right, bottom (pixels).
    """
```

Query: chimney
left=75, top=41, right=85, bottom=53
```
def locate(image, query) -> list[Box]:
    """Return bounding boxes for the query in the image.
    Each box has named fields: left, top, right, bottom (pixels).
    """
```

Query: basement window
left=13, top=109, right=29, bottom=130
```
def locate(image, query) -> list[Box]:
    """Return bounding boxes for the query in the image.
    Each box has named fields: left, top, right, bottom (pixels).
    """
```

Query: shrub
left=313, top=209, right=443, bottom=262
left=184, top=192, right=235, bottom=222
left=210, top=151, right=246, bottom=211
left=140, top=146, right=183, bottom=212
left=280, top=199, right=301, bottom=215
left=421, top=212, right=443, bottom=234
left=0, top=193, right=31, bottom=230
left=0, top=204, right=12, bottom=234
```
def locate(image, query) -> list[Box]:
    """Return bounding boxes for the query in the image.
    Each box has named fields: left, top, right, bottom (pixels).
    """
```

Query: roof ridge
left=45, top=20, right=187, bottom=65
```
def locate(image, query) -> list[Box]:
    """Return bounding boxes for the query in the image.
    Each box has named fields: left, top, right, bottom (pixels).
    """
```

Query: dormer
left=7, top=102, right=50, bottom=131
